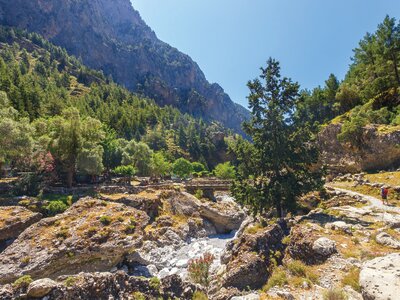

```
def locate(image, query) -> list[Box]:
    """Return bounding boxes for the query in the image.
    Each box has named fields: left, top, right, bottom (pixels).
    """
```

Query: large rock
left=375, top=232, right=400, bottom=249
left=0, top=198, right=149, bottom=284
left=220, top=223, right=286, bottom=290
left=27, top=278, right=58, bottom=298
left=287, top=225, right=337, bottom=264
left=360, top=253, right=400, bottom=300
left=165, top=191, right=246, bottom=234
left=312, top=237, right=337, bottom=257
left=0, top=206, right=42, bottom=242
left=101, top=189, right=162, bottom=220
left=319, top=124, right=400, bottom=173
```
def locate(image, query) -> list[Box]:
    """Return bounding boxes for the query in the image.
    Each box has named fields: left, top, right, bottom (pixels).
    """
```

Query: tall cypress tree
left=232, top=58, right=323, bottom=218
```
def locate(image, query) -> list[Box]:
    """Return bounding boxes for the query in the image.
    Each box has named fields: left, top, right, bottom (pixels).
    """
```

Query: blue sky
left=132, top=0, right=400, bottom=108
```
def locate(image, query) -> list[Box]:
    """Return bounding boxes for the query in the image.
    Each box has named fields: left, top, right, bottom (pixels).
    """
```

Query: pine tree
left=232, top=58, right=323, bottom=218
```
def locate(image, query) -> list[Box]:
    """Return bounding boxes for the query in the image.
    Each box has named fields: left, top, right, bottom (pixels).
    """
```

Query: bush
left=149, top=277, right=160, bottom=290
left=172, top=158, right=193, bottom=179
left=13, top=275, right=33, bottom=289
left=287, top=260, right=307, bottom=277
left=338, top=114, right=368, bottom=147
left=341, top=267, right=360, bottom=292
left=45, top=200, right=68, bottom=216
left=12, top=173, right=43, bottom=196
left=323, top=288, right=348, bottom=300
left=192, top=291, right=208, bottom=300
left=194, top=189, right=204, bottom=200
left=64, top=276, right=78, bottom=287
left=99, top=215, right=112, bottom=225
left=263, top=267, right=288, bottom=291
left=213, top=162, right=236, bottom=179
left=187, top=252, right=215, bottom=288
left=132, top=291, right=145, bottom=300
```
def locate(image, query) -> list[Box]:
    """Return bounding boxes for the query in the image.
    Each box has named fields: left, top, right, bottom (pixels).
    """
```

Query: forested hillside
left=0, top=26, right=235, bottom=188
left=297, top=15, right=400, bottom=138
left=0, top=0, right=250, bottom=133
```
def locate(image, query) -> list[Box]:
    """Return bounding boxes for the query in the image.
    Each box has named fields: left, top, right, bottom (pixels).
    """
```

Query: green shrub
left=194, top=189, right=204, bottom=200
left=287, top=260, right=307, bottom=277
left=45, top=200, right=68, bottom=216
left=282, top=235, right=291, bottom=245
left=341, top=267, right=360, bottom=292
left=323, top=288, right=348, bottom=300
left=213, top=162, right=236, bottom=179
left=56, top=227, right=69, bottom=239
left=132, top=291, right=145, bottom=300
left=188, top=252, right=215, bottom=288
left=172, top=158, right=193, bottom=179
left=99, top=215, right=112, bottom=225
left=125, top=224, right=136, bottom=234
left=192, top=290, right=208, bottom=300
left=12, top=173, right=43, bottom=196
left=149, top=277, right=160, bottom=290
left=64, top=276, right=78, bottom=287
left=13, top=275, right=33, bottom=289
left=263, top=267, right=288, bottom=291
left=20, top=256, right=31, bottom=265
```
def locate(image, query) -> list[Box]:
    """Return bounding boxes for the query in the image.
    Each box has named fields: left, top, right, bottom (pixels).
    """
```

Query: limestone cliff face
left=318, top=124, right=400, bottom=173
left=0, top=0, right=249, bottom=132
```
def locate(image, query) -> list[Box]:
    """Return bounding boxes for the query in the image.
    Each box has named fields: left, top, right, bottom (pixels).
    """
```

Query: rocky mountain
left=0, top=0, right=249, bottom=133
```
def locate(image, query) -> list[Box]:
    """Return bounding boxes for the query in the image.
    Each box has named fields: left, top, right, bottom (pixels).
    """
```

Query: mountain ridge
left=0, top=0, right=249, bottom=133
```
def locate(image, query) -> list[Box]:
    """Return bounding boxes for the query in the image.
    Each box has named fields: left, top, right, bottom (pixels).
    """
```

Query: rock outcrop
left=219, top=223, right=286, bottom=290
left=287, top=225, right=337, bottom=264
left=164, top=191, right=246, bottom=234
left=0, top=206, right=42, bottom=242
left=0, top=198, right=149, bottom=284
left=318, top=124, right=400, bottom=173
left=0, top=272, right=199, bottom=300
left=0, top=0, right=250, bottom=133
left=360, top=253, right=400, bottom=300
left=375, top=232, right=400, bottom=249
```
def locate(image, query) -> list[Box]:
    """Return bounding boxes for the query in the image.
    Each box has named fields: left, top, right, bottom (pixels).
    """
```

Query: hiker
left=381, top=186, right=389, bottom=205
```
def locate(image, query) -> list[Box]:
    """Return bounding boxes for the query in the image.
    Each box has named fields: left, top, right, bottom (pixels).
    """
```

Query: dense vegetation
left=0, top=26, right=236, bottom=188
left=297, top=16, right=400, bottom=144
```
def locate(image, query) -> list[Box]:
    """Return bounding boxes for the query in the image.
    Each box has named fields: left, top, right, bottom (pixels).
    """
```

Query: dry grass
left=0, top=207, right=36, bottom=228
left=364, top=171, right=400, bottom=187
left=377, top=124, right=400, bottom=134
left=330, top=180, right=400, bottom=206
left=341, top=267, right=360, bottom=292
left=0, top=177, right=18, bottom=183
left=31, top=199, right=145, bottom=248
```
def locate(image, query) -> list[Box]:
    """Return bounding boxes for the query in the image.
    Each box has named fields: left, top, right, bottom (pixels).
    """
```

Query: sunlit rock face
left=318, top=123, right=400, bottom=173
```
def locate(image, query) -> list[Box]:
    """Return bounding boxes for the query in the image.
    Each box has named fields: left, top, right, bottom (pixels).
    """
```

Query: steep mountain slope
left=0, top=0, right=249, bottom=133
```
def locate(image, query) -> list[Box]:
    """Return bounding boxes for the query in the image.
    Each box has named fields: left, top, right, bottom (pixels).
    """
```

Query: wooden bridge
left=184, top=179, right=232, bottom=200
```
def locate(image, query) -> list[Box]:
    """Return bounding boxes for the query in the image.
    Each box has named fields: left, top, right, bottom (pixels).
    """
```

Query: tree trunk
left=276, top=201, right=283, bottom=219
left=66, top=168, right=74, bottom=188
left=0, top=161, right=3, bottom=179
left=392, top=54, right=400, bottom=87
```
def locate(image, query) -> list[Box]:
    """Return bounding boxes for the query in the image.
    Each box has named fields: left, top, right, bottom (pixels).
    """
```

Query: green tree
left=48, top=108, right=104, bottom=187
left=232, top=58, right=323, bottom=217
left=214, top=162, right=236, bottom=179
left=172, top=158, right=193, bottom=179
left=150, top=152, right=171, bottom=179
left=113, top=165, right=136, bottom=185
left=122, top=140, right=153, bottom=176
left=0, top=91, right=33, bottom=176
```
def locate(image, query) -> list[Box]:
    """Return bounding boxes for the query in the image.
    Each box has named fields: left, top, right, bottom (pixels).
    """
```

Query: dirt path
left=328, top=186, right=400, bottom=214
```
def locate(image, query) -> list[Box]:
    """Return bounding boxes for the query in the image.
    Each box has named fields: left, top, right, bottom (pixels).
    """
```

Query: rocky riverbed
left=1, top=183, right=400, bottom=299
